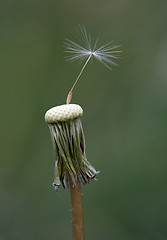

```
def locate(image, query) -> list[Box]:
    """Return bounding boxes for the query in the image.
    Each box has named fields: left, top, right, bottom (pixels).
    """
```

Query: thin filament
left=66, top=54, right=92, bottom=104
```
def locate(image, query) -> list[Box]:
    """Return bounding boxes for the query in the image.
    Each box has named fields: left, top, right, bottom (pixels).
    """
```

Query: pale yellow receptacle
left=45, top=104, right=83, bottom=123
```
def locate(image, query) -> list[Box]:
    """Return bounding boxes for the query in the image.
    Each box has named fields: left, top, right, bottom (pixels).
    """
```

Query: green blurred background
left=1, top=0, right=167, bottom=239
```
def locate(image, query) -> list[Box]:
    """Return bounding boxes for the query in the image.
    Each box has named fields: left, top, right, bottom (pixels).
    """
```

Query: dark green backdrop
left=1, top=1, right=167, bottom=239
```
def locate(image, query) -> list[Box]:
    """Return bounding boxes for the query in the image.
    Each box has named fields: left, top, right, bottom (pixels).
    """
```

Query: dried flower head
left=45, top=27, right=121, bottom=191
left=45, top=104, right=98, bottom=191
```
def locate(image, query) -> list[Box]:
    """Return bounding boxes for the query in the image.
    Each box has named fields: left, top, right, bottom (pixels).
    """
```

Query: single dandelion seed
left=65, top=26, right=121, bottom=104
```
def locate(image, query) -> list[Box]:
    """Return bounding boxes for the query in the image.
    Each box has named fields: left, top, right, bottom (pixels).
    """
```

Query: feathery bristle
left=64, top=26, right=121, bottom=70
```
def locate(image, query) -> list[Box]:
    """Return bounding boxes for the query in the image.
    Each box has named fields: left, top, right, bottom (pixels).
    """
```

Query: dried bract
left=45, top=104, right=98, bottom=190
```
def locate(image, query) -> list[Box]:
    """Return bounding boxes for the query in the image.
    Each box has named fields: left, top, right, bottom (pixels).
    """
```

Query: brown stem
left=70, top=179, right=85, bottom=240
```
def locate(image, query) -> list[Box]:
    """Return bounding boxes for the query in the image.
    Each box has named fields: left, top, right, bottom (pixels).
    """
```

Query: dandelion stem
left=66, top=54, right=92, bottom=104
left=70, top=178, right=85, bottom=240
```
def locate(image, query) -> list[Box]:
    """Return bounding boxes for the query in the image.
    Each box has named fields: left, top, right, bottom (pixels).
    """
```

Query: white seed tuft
left=45, top=104, right=83, bottom=123
left=64, top=25, right=121, bottom=70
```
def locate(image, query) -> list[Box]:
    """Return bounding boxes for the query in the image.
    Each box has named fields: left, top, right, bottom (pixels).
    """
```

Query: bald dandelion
left=45, top=26, right=122, bottom=240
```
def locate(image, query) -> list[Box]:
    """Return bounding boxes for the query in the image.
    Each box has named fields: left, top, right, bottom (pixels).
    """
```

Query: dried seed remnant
left=45, top=104, right=98, bottom=191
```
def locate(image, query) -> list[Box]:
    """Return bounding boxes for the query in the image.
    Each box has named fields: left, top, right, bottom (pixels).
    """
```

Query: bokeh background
left=1, top=0, right=167, bottom=239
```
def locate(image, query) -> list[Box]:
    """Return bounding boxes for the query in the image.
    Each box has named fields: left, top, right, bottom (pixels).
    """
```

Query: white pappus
left=64, top=26, right=122, bottom=104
